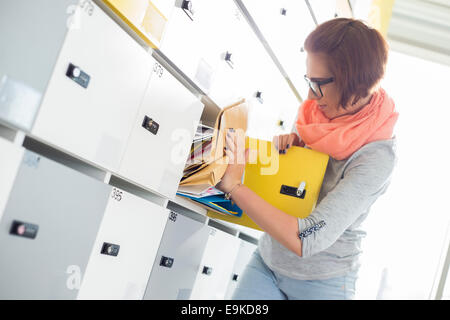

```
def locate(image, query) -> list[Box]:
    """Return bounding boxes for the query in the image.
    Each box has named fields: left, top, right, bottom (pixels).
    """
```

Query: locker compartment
left=190, top=227, right=241, bottom=300
left=0, top=138, right=25, bottom=222
left=0, top=150, right=111, bottom=299
left=77, top=188, right=169, bottom=300
left=0, top=0, right=79, bottom=131
left=219, top=2, right=299, bottom=141
left=31, top=0, right=154, bottom=172
left=238, top=39, right=299, bottom=141
left=239, top=0, right=316, bottom=100
left=102, top=0, right=173, bottom=48
left=225, top=240, right=257, bottom=299
left=118, top=59, right=204, bottom=199
left=158, top=0, right=249, bottom=108
left=144, top=211, right=210, bottom=300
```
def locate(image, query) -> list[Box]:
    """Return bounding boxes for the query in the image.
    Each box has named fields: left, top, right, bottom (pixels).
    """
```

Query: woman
left=216, top=18, right=399, bottom=300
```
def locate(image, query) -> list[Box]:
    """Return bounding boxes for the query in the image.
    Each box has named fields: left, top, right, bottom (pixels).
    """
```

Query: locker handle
left=232, top=274, right=239, bottom=281
left=101, top=242, right=120, bottom=257
left=66, top=63, right=90, bottom=89
left=9, top=220, right=38, bottom=239
left=160, top=256, right=175, bottom=268
left=142, top=115, right=159, bottom=135
left=181, top=0, right=194, bottom=21
left=224, top=52, right=234, bottom=69
left=280, top=8, right=287, bottom=16
left=202, top=266, right=213, bottom=275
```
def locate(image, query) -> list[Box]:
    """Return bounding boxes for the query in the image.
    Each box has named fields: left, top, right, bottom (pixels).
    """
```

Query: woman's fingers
left=272, top=135, right=279, bottom=150
left=225, top=129, right=247, bottom=165
left=286, top=133, right=296, bottom=150
left=276, top=134, right=289, bottom=154
left=273, top=133, right=298, bottom=154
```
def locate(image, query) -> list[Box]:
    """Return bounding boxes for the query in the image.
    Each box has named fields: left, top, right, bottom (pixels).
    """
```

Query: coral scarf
left=295, top=88, right=399, bottom=160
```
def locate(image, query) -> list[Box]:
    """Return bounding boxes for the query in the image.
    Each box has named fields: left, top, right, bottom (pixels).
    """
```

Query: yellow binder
left=103, top=0, right=168, bottom=48
left=207, top=138, right=329, bottom=231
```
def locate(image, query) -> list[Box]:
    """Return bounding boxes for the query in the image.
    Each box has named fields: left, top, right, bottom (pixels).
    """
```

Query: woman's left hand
left=215, top=129, right=249, bottom=193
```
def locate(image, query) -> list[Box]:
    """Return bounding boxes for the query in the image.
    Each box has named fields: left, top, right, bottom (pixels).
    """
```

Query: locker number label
left=79, top=0, right=95, bottom=16
left=169, top=211, right=177, bottom=222
left=111, top=188, right=123, bottom=202
left=153, top=62, right=164, bottom=78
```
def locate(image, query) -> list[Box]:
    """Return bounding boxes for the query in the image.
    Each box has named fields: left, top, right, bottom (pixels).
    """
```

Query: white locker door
left=225, top=240, right=257, bottom=300
left=204, top=0, right=252, bottom=108
left=78, top=188, right=169, bottom=300
left=239, top=0, right=315, bottom=100
left=241, top=45, right=299, bottom=141
left=190, top=227, right=241, bottom=300
left=159, top=0, right=221, bottom=95
left=32, top=1, right=153, bottom=172
left=118, top=60, right=204, bottom=199
left=144, top=211, right=210, bottom=300
left=160, top=0, right=247, bottom=108
left=0, top=138, right=24, bottom=222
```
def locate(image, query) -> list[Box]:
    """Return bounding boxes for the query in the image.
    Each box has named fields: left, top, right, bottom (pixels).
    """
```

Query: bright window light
left=355, top=50, right=450, bottom=299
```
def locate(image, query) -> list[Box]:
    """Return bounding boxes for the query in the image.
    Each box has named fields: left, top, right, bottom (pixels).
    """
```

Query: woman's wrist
left=224, top=182, right=243, bottom=200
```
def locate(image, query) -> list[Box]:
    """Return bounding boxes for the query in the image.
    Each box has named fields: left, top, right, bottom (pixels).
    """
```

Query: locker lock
left=202, top=266, right=213, bottom=275
left=160, top=256, right=174, bottom=268
left=280, top=8, right=287, bottom=16
left=101, top=242, right=120, bottom=257
left=142, top=115, right=159, bottom=135
left=9, top=220, right=38, bottom=239
left=181, top=0, right=194, bottom=20
left=66, top=63, right=90, bottom=89
left=224, top=52, right=234, bottom=69
left=255, top=91, right=263, bottom=104
left=232, top=274, right=239, bottom=281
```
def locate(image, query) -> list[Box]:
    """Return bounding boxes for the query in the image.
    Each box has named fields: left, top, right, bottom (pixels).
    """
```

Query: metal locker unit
left=190, top=226, right=241, bottom=300
left=27, top=0, right=154, bottom=172
left=0, top=0, right=79, bottom=131
left=225, top=240, right=257, bottom=300
left=144, top=211, right=210, bottom=300
left=77, top=188, right=169, bottom=300
left=228, top=3, right=300, bottom=141
left=0, top=138, right=25, bottom=223
left=0, top=150, right=111, bottom=299
left=158, top=0, right=249, bottom=108
left=118, top=58, right=204, bottom=200
left=238, top=0, right=317, bottom=100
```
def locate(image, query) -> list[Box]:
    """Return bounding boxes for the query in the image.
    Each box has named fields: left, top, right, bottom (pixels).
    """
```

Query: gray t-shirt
left=258, top=138, right=397, bottom=280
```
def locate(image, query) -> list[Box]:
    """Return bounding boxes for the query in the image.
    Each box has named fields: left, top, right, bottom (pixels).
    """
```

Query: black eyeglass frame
left=304, top=75, right=334, bottom=98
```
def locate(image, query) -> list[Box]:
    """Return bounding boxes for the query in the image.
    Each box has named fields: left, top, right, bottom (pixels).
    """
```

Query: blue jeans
left=232, top=250, right=358, bottom=300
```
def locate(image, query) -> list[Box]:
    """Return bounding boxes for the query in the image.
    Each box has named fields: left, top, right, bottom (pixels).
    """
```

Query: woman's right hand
left=273, top=132, right=302, bottom=154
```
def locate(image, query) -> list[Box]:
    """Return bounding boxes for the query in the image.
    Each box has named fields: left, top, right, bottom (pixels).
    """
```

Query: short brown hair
left=304, top=18, right=389, bottom=107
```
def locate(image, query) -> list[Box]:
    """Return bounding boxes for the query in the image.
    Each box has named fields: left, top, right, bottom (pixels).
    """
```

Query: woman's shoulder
left=344, top=137, right=397, bottom=172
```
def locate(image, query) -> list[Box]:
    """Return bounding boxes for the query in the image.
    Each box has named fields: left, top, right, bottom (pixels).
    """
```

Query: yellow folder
left=207, top=138, right=329, bottom=231
left=103, top=0, right=167, bottom=48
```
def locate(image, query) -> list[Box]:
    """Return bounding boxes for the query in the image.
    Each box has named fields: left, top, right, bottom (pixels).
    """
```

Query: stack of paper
left=176, top=99, right=248, bottom=216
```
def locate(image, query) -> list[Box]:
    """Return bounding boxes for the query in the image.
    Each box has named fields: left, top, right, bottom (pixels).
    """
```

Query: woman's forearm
left=231, top=185, right=303, bottom=257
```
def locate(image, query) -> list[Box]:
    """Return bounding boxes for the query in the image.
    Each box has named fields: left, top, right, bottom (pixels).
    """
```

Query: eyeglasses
left=304, top=75, right=334, bottom=98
